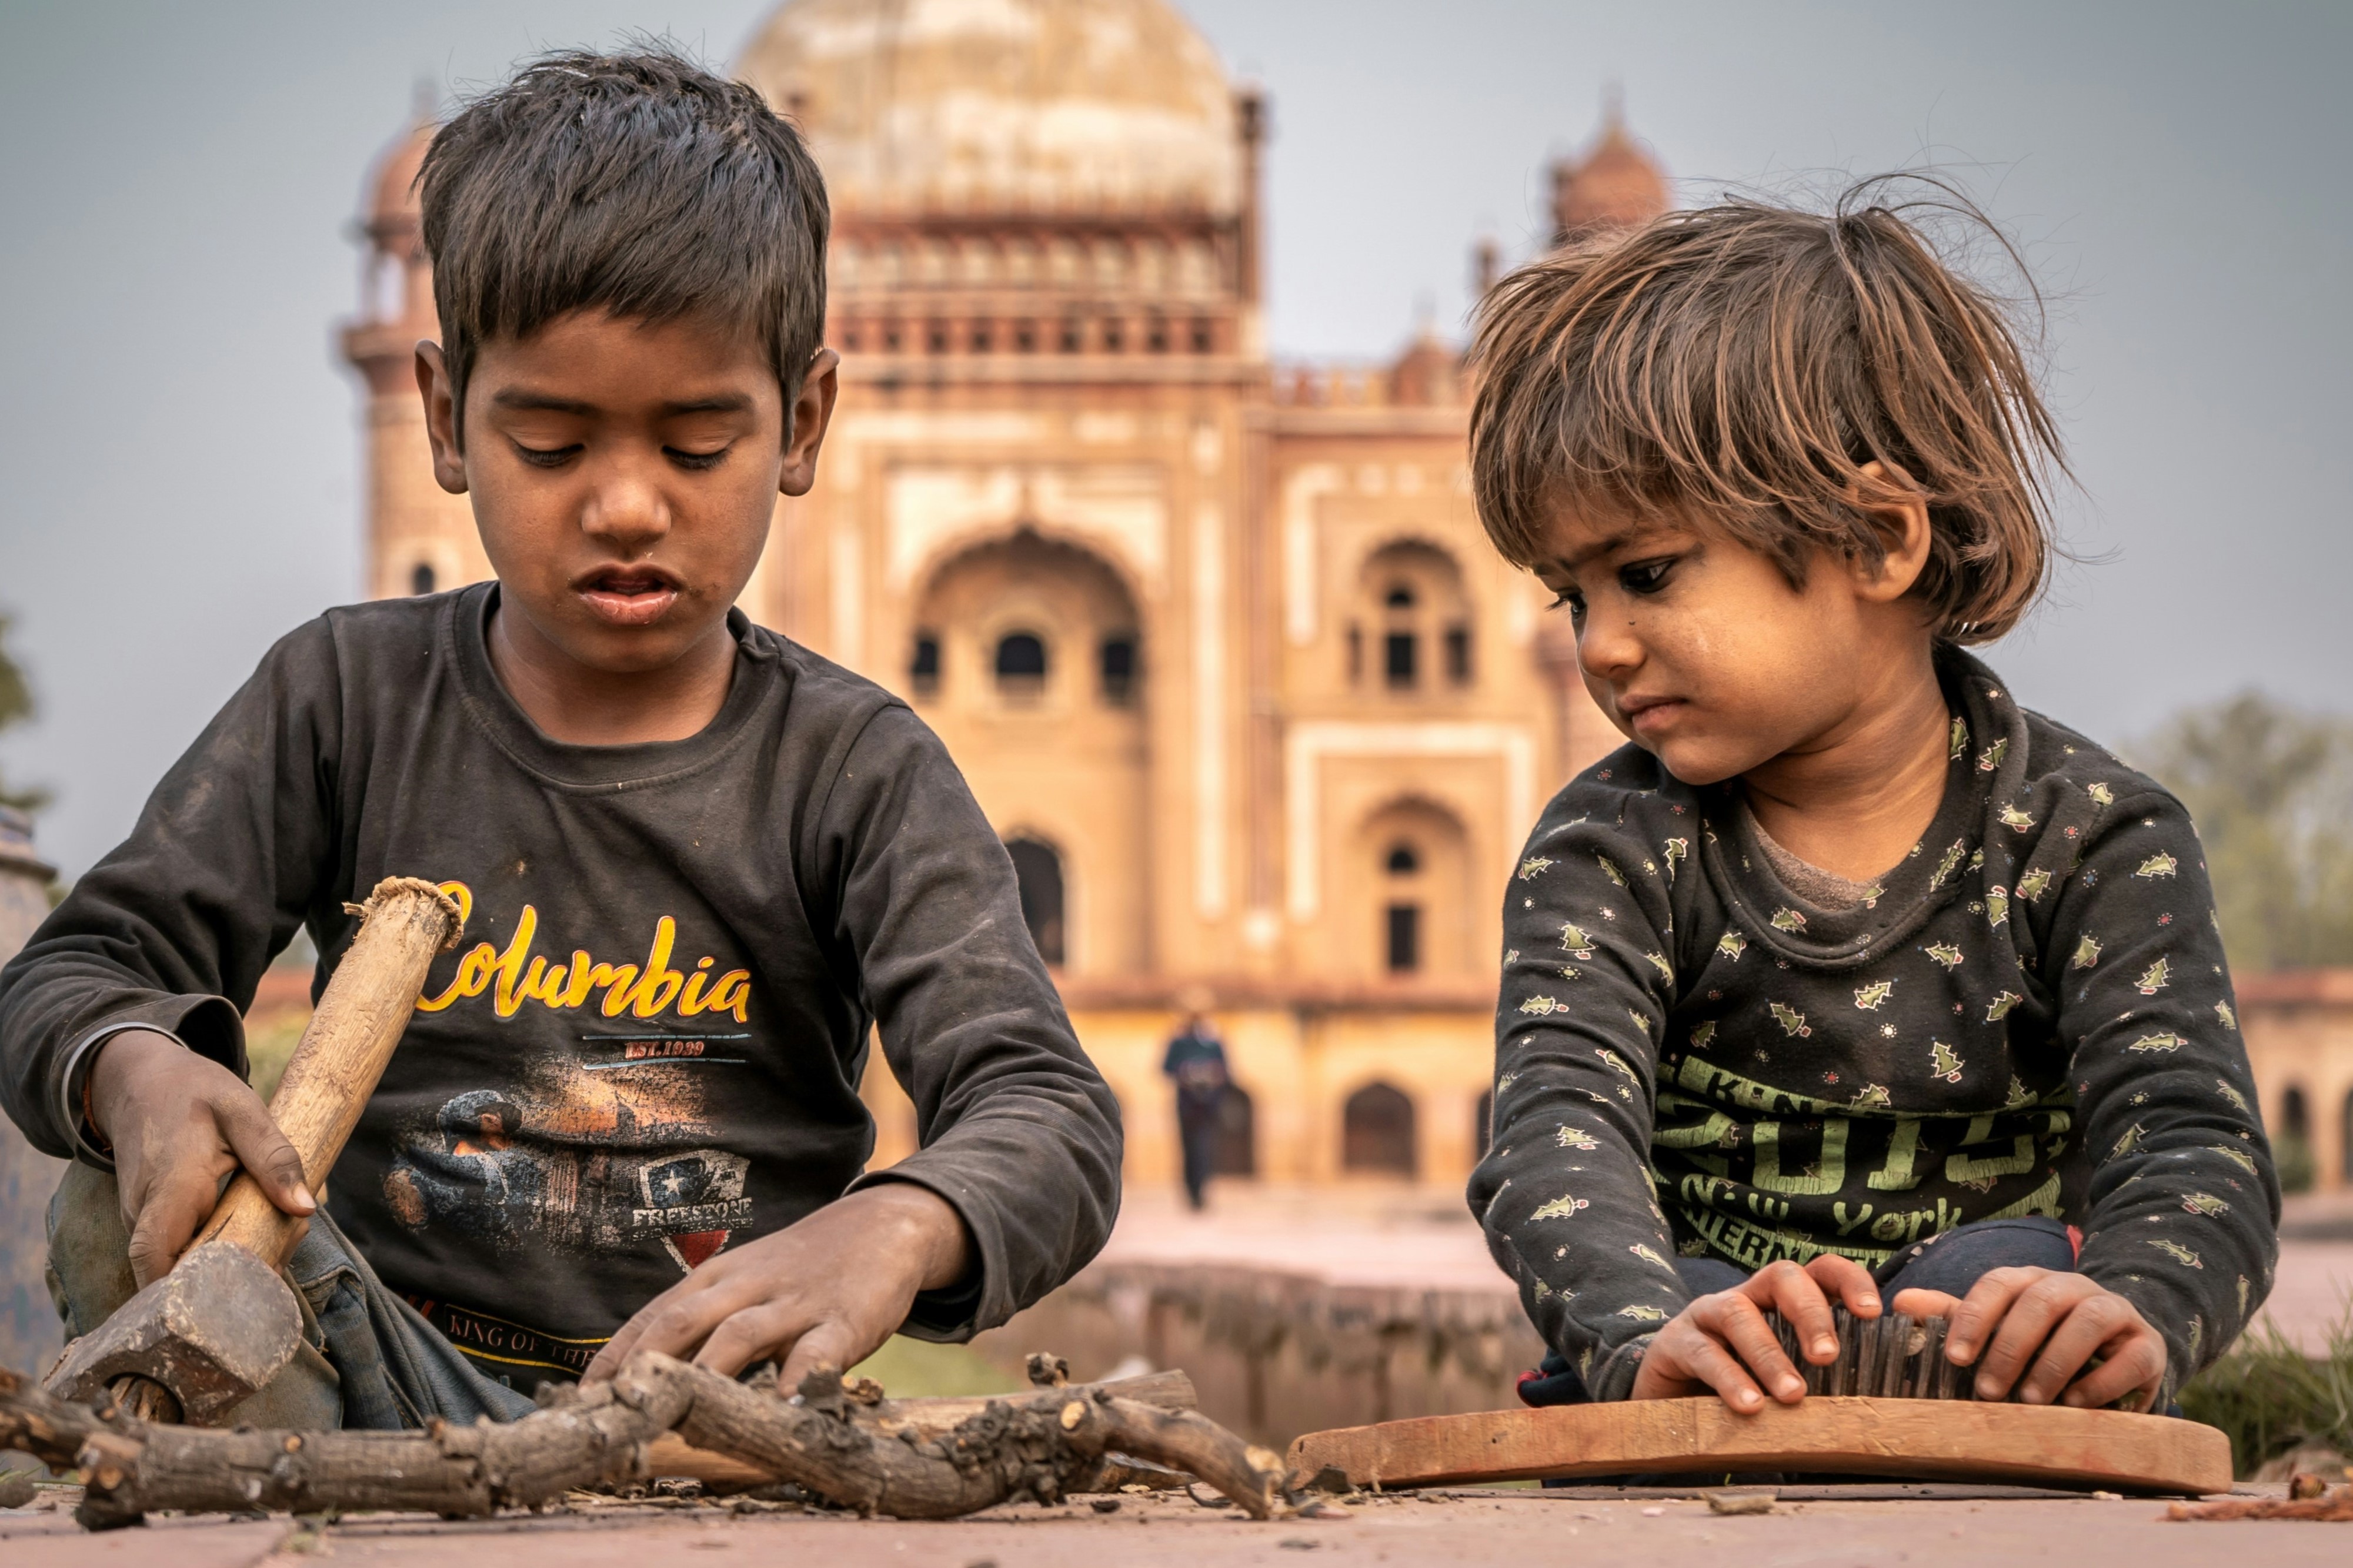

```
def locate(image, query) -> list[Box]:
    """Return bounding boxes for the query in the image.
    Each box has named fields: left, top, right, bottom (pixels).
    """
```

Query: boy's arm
left=822, top=704, right=1123, bottom=1337
left=0, top=619, right=342, bottom=1163
left=1471, top=807, right=1690, bottom=1401
left=2051, top=789, right=2279, bottom=1397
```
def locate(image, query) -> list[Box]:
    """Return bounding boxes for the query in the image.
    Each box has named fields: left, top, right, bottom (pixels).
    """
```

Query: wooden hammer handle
left=195, top=877, right=462, bottom=1266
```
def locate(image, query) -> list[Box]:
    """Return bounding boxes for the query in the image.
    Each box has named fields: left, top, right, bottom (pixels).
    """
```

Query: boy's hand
left=1893, top=1269, right=2168, bottom=1411
left=1630, top=1256, right=1881, bottom=1411
left=88, top=1028, right=316, bottom=1287
left=586, top=1183, right=972, bottom=1385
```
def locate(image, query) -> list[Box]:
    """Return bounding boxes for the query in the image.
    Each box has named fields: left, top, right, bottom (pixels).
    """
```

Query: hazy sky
left=1, top=1, right=2347, bottom=877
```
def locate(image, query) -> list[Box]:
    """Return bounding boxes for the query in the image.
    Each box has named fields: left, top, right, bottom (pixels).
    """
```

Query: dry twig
left=0, top=1353, right=1282, bottom=1531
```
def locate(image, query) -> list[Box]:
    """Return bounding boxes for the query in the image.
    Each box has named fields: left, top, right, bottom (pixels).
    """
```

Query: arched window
left=909, top=631, right=941, bottom=699
left=1099, top=634, right=1139, bottom=706
left=1386, top=904, right=1420, bottom=972
left=1358, top=542, right=1471, bottom=699
left=1385, top=843, right=1419, bottom=875
left=2342, top=1089, right=2353, bottom=1182
left=1004, top=837, right=1064, bottom=965
left=1342, top=1082, right=1417, bottom=1176
left=1474, top=1089, right=1493, bottom=1158
left=995, top=631, right=1047, bottom=701
left=2278, top=1084, right=2316, bottom=1194
left=410, top=561, right=436, bottom=596
left=1214, top=1084, right=1256, bottom=1178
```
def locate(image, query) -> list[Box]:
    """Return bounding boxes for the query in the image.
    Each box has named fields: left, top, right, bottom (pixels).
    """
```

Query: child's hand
left=88, top=1028, right=317, bottom=1287
left=1630, top=1256, right=1882, bottom=1411
left=1893, top=1269, right=2168, bottom=1410
left=585, top=1182, right=972, bottom=1385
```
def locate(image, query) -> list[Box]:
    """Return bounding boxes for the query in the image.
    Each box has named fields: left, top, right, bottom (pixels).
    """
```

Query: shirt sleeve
left=0, top=618, right=343, bottom=1160
left=1470, top=796, right=1691, bottom=1400
left=815, top=703, right=1124, bottom=1340
left=2050, top=787, right=2279, bottom=1396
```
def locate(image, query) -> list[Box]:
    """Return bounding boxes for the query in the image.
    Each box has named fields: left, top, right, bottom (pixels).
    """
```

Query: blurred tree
left=0, top=614, right=45, bottom=812
left=2135, top=691, right=2353, bottom=974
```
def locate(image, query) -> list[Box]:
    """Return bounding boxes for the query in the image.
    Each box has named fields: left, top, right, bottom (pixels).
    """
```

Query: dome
left=735, top=0, right=1241, bottom=216
left=1550, top=106, right=1668, bottom=243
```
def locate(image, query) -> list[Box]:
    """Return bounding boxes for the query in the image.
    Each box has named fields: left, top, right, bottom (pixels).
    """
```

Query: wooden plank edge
left=1286, top=1398, right=2234, bottom=1497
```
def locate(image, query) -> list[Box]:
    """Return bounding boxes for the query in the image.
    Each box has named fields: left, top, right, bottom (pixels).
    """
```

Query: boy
left=1466, top=187, right=2277, bottom=1417
left=0, top=49, right=1121, bottom=1428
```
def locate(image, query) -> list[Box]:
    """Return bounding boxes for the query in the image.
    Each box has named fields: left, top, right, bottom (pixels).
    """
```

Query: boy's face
left=417, top=309, right=837, bottom=677
left=1531, top=501, right=1924, bottom=787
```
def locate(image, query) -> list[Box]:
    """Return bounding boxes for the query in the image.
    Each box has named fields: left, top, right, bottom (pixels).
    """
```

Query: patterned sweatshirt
left=1470, top=648, right=2279, bottom=1404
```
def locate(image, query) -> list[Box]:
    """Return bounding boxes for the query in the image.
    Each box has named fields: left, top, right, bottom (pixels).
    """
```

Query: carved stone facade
left=342, top=0, right=1667, bottom=1190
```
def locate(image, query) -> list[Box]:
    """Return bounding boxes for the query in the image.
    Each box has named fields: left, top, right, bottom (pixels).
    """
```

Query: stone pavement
left=5, top=1482, right=2348, bottom=1567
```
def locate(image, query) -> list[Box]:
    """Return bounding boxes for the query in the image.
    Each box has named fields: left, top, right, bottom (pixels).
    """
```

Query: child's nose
left=580, top=466, right=672, bottom=549
left=1577, top=614, right=1643, bottom=682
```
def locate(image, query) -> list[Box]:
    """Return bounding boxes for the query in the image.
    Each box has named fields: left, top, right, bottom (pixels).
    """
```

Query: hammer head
left=44, top=1239, right=304, bottom=1424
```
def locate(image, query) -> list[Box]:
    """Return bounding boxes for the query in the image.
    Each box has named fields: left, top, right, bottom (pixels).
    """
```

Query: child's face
left=1531, top=500, right=1927, bottom=787
left=418, top=309, right=837, bottom=677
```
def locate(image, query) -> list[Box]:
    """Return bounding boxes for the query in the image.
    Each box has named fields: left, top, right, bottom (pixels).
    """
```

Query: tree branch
left=0, top=1353, right=1284, bottom=1531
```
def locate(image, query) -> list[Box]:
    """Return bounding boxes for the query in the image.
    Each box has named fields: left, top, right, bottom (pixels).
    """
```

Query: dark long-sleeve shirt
left=1471, top=648, right=2278, bottom=1405
left=0, top=584, right=1122, bottom=1383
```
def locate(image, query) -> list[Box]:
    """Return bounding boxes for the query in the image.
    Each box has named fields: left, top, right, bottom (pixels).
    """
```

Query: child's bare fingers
left=1666, top=1323, right=1772, bottom=1412
left=1804, top=1254, right=1883, bottom=1318
left=2058, top=1329, right=2168, bottom=1412
left=1971, top=1273, right=2081, bottom=1398
left=696, top=1300, right=819, bottom=1379
left=1889, top=1286, right=1962, bottom=1319
left=1696, top=1292, right=1805, bottom=1400
left=1943, top=1266, right=2044, bottom=1365
left=2012, top=1290, right=2140, bottom=1403
left=1745, top=1259, right=1837, bottom=1363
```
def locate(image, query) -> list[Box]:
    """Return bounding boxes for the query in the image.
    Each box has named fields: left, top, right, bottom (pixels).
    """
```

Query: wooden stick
left=199, top=877, right=462, bottom=1264
left=1287, top=1396, right=2234, bottom=1496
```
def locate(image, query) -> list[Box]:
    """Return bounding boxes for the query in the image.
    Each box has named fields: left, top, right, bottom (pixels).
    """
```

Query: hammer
left=45, top=877, right=462, bottom=1425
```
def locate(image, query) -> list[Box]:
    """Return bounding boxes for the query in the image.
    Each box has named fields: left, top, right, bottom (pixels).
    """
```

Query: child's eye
left=1548, top=589, right=1587, bottom=622
left=666, top=446, right=730, bottom=472
left=1620, top=558, right=1677, bottom=595
left=512, top=442, right=579, bottom=469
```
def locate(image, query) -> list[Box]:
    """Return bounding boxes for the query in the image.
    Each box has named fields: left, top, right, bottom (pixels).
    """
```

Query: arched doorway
left=1004, top=837, right=1065, bottom=965
left=1343, top=1082, right=1417, bottom=1177
left=1214, top=1084, right=1256, bottom=1178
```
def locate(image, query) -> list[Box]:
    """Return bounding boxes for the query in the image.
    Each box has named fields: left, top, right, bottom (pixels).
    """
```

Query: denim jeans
left=46, top=1162, right=535, bottom=1429
left=1516, top=1216, right=2079, bottom=1407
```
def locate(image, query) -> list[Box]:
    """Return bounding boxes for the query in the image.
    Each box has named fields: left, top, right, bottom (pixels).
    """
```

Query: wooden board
left=1287, top=1398, right=2232, bottom=1496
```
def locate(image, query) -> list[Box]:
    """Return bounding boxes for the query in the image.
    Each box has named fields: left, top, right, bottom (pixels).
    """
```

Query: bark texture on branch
left=0, top=1353, right=1283, bottom=1531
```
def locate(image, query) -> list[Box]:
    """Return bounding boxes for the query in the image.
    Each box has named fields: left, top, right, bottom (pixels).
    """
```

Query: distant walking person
left=1162, top=1007, right=1230, bottom=1211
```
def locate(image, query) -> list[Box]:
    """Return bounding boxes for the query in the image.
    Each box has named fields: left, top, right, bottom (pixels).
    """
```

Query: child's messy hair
left=1468, top=176, right=2064, bottom=644
left=419, top=45, right=829, bottom=437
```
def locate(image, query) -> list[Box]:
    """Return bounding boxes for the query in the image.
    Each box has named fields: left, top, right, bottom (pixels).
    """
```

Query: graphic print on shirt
left=382, top=882, right=760, bottom=1274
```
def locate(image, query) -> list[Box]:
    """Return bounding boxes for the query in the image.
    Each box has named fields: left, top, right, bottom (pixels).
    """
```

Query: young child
left=0, top=49, right=1121, bottom=1428
left=1466, top=185, right=2278, bottom=1417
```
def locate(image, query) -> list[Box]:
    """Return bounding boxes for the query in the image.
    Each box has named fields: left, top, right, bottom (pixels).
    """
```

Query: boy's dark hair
left=418, top=46, right=829, bottom=436
left=1468, top=178, right=2064, bottom=643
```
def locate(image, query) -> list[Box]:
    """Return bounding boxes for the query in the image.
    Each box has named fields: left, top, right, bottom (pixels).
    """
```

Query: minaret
left=339, top=88, right=489, bottom=601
